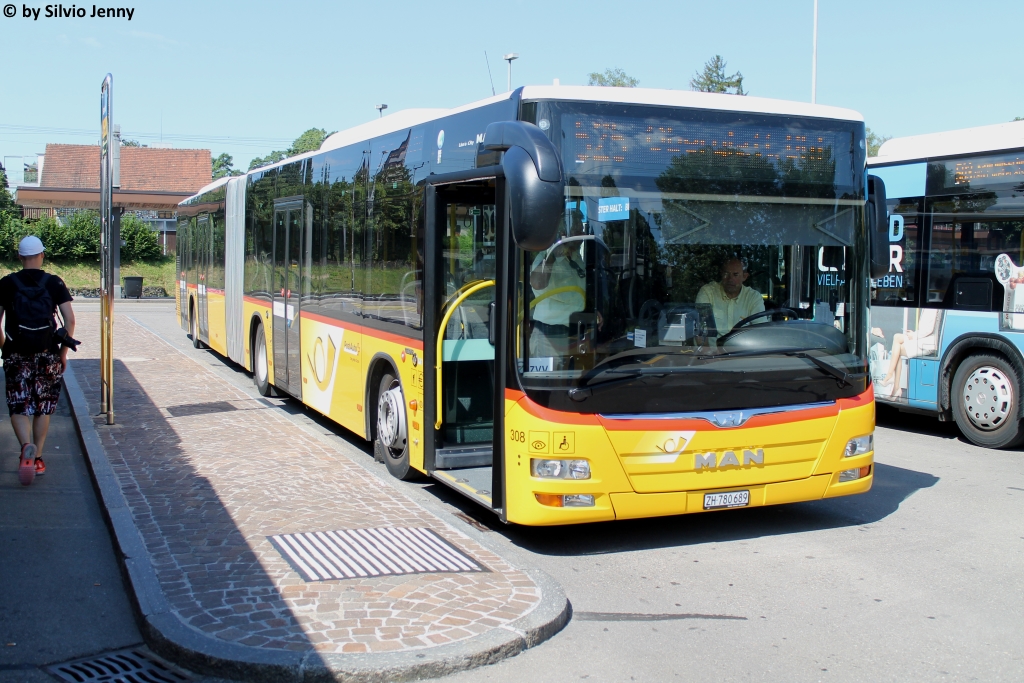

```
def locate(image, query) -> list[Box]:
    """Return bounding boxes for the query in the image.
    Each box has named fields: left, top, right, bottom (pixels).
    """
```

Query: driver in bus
left=529, top=214, right=592, bottom=358
left=696, top=256, right=765, bottom=334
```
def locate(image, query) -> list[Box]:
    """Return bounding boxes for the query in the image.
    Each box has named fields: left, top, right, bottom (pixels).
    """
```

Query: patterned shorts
left=4, top=352, right=63, bottom=416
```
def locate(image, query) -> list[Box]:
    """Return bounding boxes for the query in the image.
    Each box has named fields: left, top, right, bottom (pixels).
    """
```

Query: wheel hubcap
left=377, top=382, right=407, bottom=456
left=962, top=366, right=1013, bottom=430
left=256, top=337, right=267, bottom=383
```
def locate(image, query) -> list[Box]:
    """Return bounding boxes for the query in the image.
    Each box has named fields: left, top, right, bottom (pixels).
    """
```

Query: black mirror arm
left=482, top=121, right=562, bottom=183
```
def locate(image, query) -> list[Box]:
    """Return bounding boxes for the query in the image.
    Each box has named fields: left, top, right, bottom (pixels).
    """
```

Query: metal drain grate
left=269, top=526, right=485, bottom=581
left=45, top=647, right=192, bottom=683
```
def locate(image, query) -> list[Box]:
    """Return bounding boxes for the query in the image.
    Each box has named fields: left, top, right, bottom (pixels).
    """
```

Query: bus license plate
left=704, top=490, right=749, bottom=510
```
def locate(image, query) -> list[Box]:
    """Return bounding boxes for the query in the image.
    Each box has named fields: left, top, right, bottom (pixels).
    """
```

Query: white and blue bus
left=868, top=121, right=1024, bottom=448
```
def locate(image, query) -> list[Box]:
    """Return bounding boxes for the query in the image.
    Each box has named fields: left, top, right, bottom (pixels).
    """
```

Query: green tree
left=0, top=164, right=16, bottom=214
left=121, top=139, right=141, bottom=147
left=249, top=127, right=336, bottom=170
left=288, top=128, right=331, bottom=155
left=690, top=55, right=746, bottom=95
left=588, top=68, right=639, bottom=88
left=212, top=152, right=242, bottom=179
left=866, top=127, right=891, bottom=157
left=248, top=150, right=287, bottom=171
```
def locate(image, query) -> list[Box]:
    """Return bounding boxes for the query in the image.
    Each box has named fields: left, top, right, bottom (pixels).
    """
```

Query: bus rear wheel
left=375, top=373, right=418, bottom=480
left=189, top=301, right=202, bottom=349
left=951, top=353, right=1024, bottom=449
left=253, top=323, right=273, bottom=397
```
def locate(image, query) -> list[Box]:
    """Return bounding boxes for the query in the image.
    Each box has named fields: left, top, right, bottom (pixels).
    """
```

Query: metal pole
left=99, top=74, right=114, bottom=425
left=811, top=0, right=818, bottom=104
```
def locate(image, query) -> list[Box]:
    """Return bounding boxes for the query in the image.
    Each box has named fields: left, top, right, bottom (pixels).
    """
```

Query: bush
left=37, top=211, right=100, bottom=260
left=0, top=210, right=161, bottom=263
left=0, top=211, right=32, bottom=259
left=119, top=214, right=162, bottom=261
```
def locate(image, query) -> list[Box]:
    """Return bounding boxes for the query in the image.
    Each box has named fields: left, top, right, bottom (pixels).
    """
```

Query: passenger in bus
left=696, top=257, right=765, bottom=334
left=529, top=239, right=587, bottom=357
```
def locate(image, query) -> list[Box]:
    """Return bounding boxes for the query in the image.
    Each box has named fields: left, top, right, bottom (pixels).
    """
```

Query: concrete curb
left=64, top=363, right=570, bottom=682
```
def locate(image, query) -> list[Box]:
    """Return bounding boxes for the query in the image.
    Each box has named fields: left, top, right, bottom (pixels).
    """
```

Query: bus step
left=434, top=445, right=492, bottom=469
left=432, top=466, right=496, bottom=511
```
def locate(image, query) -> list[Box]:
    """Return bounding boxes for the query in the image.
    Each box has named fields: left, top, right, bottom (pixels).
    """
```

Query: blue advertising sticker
left=597, top=197, right=629, bottom=221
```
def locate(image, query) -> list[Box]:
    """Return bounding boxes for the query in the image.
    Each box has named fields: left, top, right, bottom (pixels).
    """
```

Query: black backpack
left=10, top=273, right=56, bottom=354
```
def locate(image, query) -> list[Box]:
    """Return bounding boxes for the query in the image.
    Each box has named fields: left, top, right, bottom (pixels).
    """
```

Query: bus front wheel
left=253, top=324, right=273, bottom=397
left=951, top=353, right=1024, bottom=449
left=375, top=373, right=418, bottom=480
left=189, top=301, right=202, bottom=349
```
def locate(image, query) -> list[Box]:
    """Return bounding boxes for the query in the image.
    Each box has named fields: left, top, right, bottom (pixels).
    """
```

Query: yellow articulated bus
left=177, top=86, right=885, bottom=525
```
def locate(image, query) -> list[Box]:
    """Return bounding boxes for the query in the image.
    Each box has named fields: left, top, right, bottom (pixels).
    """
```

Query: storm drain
left=44, top=647, right=192, bottom=683
left=269, top=526, right=485, bottom=581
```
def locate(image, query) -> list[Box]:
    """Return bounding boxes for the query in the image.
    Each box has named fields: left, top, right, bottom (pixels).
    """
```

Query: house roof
left=39, top=144, right=211, bottom=193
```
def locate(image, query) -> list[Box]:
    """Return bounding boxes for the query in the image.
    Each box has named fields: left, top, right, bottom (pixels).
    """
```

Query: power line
left=0, top=124, right=293, bottom=146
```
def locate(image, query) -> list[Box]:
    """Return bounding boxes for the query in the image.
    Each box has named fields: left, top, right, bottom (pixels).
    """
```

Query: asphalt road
left=91, top=302, right=1024, bottom=682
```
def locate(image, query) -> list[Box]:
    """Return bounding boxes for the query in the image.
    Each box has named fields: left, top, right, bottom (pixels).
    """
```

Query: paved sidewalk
left=66, top=313, right=567, bottom=681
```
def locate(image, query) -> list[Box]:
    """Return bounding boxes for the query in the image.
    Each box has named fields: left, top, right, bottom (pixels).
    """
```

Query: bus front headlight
left=530, top=458, right=591, bottom=480
left=844, top=434, right=873, bottom=457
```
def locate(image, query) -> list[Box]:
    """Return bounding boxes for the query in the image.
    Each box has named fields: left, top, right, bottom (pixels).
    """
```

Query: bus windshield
left=516, top=100, right=868, bottom=414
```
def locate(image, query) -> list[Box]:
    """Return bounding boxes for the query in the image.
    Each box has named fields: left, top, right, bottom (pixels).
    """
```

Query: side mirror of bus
left=483, top=121, right=565, bottom=251
left=867, top=175, right=889, bottom=279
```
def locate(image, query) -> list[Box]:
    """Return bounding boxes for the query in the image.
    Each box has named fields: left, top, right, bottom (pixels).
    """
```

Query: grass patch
left=0, top=257, right=177, bottom=294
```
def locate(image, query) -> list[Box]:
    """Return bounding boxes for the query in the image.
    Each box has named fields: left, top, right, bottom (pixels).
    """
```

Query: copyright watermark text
left=3, top=4, right=136, bottom=20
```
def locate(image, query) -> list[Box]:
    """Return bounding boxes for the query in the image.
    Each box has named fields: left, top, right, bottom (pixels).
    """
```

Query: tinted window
left=366, top=130, right=423, bottom=328
left=872, top=199, right=921, bottom=306
left=246, top=169, right=276, bottom=298
left=320, top=146, right=368, bottom=319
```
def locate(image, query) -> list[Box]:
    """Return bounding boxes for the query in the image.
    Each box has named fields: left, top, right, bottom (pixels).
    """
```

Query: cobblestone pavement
left=71, top=313, right=541, bottom=657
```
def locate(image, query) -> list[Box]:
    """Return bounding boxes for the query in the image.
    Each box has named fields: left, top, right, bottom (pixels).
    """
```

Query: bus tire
left=252, top=323, right=273, bottom=397
left=951, top=353, right=1024, bottom=449
left=375, top=373, right=418, bottom=480
left=189, top=300, right=202, bottom=349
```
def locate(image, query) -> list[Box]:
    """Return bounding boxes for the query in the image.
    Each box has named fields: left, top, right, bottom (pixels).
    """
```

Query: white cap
left=18, top=235, right=45, bottom=257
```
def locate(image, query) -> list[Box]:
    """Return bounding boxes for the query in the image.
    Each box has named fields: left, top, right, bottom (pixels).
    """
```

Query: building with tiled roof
left=15, top=144, right=212, bottom=252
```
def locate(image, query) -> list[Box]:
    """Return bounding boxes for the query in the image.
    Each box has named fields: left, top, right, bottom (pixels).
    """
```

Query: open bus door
left=424, top=174, right=510, bottom=519
left=422, top=121, right=566, bottom=521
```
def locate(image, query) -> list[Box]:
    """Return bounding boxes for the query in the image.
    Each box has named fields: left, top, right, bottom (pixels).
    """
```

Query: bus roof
left=318, top=87, right=863, bottom=155
left=871, top=120, right=1024, bottom=165
left=184, top=87, right=866, bottom=204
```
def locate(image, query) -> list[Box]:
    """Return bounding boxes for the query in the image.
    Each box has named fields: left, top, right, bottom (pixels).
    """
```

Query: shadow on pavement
left=72, top=358, right=320, bottom=679
left=418, top=462, right=939, bottom=558
left=196, top=340, right=941, bottom=560
left=875, top=403, right=964, bottom=441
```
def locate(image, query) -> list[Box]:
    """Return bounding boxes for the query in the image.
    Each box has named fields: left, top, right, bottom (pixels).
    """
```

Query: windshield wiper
left=786, top=351, right=866, bottom=387
left=568, top=368, right=645, bottom=401
left=697, top=346, right=864, bottom=387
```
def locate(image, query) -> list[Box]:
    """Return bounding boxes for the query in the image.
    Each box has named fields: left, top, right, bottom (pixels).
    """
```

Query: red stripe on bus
left=299, top=310, right=425, bottom=350
left=515, top=395, right=601, bottom=425
left=838, top=386, right=873, bottom=410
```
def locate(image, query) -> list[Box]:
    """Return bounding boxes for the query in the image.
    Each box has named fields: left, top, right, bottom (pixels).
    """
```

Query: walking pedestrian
left=0, top=236, right=76, bottom=486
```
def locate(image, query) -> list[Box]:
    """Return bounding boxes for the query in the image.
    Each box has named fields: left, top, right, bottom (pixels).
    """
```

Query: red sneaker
left=18, top=443, right=37, bottom=486
left=34, top=456, right=45, bottom=476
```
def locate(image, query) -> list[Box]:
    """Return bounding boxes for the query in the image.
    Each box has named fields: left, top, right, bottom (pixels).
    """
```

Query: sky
left=2, top=0, right=1023, bottom=174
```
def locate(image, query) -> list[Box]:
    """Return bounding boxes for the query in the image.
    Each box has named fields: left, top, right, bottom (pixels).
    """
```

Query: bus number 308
left=510, top=430, right=526, bottom=443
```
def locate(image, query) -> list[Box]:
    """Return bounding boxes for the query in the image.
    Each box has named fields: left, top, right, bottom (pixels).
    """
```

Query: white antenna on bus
left=811, top=0, right=818, bottom=103
left=484, top=51, right=496, bottom=96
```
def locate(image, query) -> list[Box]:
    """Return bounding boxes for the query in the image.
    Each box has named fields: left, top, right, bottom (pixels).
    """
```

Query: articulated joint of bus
left=502, top=388, right=875, bottom=526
